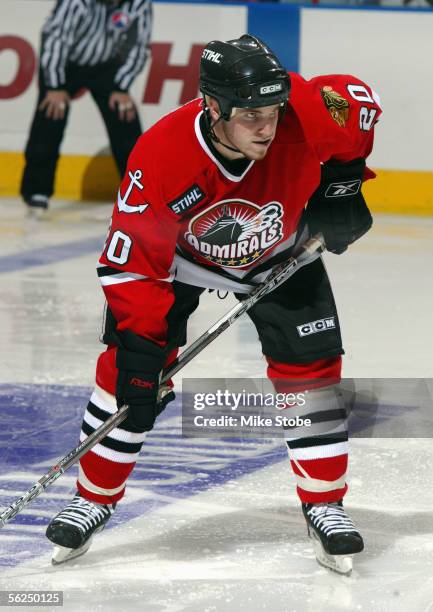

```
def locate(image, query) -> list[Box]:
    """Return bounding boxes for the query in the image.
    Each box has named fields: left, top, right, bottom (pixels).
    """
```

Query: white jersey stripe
left=99, top=271, right=175, bottom=286
left=78, top=465, right=126, bottom=497
left=288, top=441, right=349, bottom=461
left=83, top=410, right=147, bottom=445
left=80, top=431, right=141, bottom=464
left=294, top=471, right=347, bottom=493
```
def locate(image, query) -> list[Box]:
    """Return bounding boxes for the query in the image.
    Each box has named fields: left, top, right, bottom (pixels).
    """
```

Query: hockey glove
left=115, top=333, right=166, bottom=433
left=306, top=158, right=373, bottom=254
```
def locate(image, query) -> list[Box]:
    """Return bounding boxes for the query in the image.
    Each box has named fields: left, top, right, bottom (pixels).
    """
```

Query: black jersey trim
left=81, top=420, right=144, bottom=454
left=97, top=265, right=123, bottom=278
left=194, top=111, right=254, bottom=183
left=286, top=432, right=349, bottom=450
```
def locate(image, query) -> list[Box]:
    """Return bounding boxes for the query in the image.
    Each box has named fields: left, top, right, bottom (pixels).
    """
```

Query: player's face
left=217, top=104, right=280, bottom=161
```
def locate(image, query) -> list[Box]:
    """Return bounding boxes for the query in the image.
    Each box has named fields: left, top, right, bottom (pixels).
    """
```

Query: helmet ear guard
left=200, top=34, right=290, bottom=121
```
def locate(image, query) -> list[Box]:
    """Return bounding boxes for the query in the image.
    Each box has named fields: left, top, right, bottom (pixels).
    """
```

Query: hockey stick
left=0, top=233, right=324, bottom=528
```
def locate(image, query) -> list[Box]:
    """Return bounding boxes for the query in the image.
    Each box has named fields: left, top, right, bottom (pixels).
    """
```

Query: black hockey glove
left=306, top=158, right=373, bottom=254
left=115, top=332, right=167, bottom=433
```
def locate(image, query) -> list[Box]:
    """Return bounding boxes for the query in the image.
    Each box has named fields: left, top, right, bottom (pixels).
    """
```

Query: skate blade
left=51, top=537, right=94, bottom=565
left=26, top=207, right=48, bottom=221
left=311, top=533, right=353, bottom=576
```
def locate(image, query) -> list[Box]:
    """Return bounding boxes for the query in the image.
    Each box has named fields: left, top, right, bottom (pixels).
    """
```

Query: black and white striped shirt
left=40, top=0, right=152, bottom=92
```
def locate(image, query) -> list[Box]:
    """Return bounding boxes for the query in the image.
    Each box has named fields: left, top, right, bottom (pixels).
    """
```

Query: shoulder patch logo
left=168, top=184, right=205, bottom=215
left=320, top=86, right=350, bottom=128
left=117, top=169, right=148, bottom=214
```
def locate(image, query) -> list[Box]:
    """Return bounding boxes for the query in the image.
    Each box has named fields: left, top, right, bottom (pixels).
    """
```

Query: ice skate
left=46, top=492, right=116, bottom=565
left=24, top=194, right=49, bottom=219
left=302, top=500, right=364, bottom=576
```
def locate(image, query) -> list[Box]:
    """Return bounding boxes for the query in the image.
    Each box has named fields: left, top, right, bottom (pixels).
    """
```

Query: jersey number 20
left=347, top=84, right=378, bottom=132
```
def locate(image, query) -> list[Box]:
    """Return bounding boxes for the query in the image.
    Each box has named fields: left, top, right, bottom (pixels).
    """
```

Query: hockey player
left=46, top=35, right=381, bottom=574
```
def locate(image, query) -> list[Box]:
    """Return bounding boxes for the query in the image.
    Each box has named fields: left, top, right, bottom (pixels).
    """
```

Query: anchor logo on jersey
left=117, top=170, right=148, bottom=214
left=184, top=199, right=283, bottom=268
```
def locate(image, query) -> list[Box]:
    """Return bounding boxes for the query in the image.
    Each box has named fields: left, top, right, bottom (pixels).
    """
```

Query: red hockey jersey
left=98, top=73, right=382, bottom=346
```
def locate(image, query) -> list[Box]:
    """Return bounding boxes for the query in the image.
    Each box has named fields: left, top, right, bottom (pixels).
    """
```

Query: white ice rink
left=1, top=198, right=433, bottom=611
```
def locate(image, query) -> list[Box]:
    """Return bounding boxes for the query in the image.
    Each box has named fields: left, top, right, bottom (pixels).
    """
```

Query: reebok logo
left=130, top=378, right=155, bottom=389
left=297, top=317, right=336, bottom=337
left=325, top=180, right=361, bottom=198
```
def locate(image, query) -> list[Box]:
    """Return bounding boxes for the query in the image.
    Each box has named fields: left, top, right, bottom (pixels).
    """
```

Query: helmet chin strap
left=204, top=108, right=244, bottom=156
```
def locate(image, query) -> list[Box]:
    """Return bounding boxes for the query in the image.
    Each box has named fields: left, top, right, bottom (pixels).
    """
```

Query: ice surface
left=1, top=198, right=433, bottom=611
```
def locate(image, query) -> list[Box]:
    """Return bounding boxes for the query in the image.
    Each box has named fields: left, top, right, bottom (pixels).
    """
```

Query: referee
left=21, top=0, right=152, bottom=211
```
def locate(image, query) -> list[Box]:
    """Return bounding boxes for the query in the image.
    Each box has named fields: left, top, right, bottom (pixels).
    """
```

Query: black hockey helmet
left=200, top=34, right=290, bottom=121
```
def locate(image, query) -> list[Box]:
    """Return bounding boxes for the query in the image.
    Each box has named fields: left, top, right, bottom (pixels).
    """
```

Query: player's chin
left=248, top=149, right=269, bottom=161
left=248, top=140, right=272, bottom=160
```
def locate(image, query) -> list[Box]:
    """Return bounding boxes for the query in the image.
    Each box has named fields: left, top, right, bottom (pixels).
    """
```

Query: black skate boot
left=24, top=194, right=49, bottom=219
left=302, top=500, right=364, bottom=575
left=46, top=492, right=116, bottom=565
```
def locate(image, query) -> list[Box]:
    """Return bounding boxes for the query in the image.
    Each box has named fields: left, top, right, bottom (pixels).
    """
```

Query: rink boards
left=1, top=2, right=433, bottom=213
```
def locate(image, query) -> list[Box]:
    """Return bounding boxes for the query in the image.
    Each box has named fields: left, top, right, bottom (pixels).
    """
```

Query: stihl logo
left=130, top=378, right=155, bottom=389
left=325, top=180, right=361, bottom=198
left=297, top=317, right=336, bottom=337
left=202, top=49, right=222, bottom=64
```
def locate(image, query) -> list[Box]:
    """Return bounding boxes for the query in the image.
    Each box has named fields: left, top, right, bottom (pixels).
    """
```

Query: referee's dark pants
left=21, top=62, right=142, bottom=200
